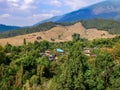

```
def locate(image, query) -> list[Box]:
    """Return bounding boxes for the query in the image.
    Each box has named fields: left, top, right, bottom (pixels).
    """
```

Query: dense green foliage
left=81, top=19, right=120, bottom=34
left=1, top=35, right=120, bottom=90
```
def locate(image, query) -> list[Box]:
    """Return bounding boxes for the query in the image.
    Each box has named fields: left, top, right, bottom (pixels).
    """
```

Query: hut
left=48, top=55, right=57, bottom=61
left=83, top=48, right=91, bottom=56
left=56, top=48, right=64, bottom=53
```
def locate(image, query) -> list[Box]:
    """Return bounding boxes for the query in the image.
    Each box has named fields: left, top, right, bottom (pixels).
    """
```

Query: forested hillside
left=0, top=35, right=120, bottom=90
left=0, top=24, right=20, bottom=32
left=81, top=19, right=120, bottom=34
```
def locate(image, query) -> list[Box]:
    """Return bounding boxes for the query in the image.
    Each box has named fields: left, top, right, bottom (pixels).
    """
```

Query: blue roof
left=56, top=48, right=64, bottom=53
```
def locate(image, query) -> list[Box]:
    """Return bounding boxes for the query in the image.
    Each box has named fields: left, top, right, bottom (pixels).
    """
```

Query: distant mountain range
left=36, top=0, right=120, bottom=24
left=0, top=24, right=21, bottom=32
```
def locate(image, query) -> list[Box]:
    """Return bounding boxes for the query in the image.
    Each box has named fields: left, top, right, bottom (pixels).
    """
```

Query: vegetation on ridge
left=81, top=19, right=120, bottom=34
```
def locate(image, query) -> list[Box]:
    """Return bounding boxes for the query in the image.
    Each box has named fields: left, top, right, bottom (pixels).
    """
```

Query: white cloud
left=30, top=10, right=62, bottom=23
left=4, top=0, right=37, bottom=11
left=0, top=0, right=3, bottom=2
left=63, top=0, right=87, bottom=10
left=0, top=9, right=62, bottom=26
left=31, top=13, right=54, bottom=21
left=50, top=0, right=62, bottom=7
left=0, top=14, right=11, bottom=18
left=0, top=0, right=106, bottom=26
left=0, top=13, right=53, bottom=26
left=63, top=0, right=105, bottom=10
left=19, top=3, right=36, bottom=10
left=42, top=0, right=62, bottom=7
left=24, top=0, right=34, bottom=4
left=7, top=0, right=20, bottom=3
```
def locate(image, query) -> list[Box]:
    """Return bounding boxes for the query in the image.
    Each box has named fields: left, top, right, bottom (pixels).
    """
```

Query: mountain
left=35, top=16, right=63, bottom=26
left=0, top=24, right=21, bottom=32
left=37, top=0, right=120, bottom=23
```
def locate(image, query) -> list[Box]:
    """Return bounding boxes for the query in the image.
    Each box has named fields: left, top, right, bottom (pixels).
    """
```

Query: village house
left=56, top=48, right=65, bottom=55
left=83, top=48, right=97, bottom=57
left=39, top=48, right=65, bottom=61
left=40, top=50, right=58, bottom=61
left=83, top=48, right=91, bottom=56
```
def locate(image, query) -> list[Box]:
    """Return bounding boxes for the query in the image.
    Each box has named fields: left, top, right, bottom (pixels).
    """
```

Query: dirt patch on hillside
left=0, top=22, right=116, bottom=46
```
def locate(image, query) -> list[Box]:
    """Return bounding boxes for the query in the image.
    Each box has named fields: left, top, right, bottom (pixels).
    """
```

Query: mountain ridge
left=36, top=0, right=120, bottom=24
left=0, top=24, right=21, bottom=32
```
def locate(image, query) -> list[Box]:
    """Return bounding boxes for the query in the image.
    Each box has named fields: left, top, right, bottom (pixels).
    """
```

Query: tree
left=50, top=42, right=88, bottom=90
left=0, top=46, right=6, bottom=64
left=37, top=56, right=50, bottom=84
left=72, top=33, right=80, bottom=41
left=23, top=38, right=26, bottom=45
left=95, top=51, right=114, bottom=89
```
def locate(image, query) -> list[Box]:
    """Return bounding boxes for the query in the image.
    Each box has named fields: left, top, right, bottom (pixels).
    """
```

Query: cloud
left=0, top=9, right=62, bottom=26
left=63, top=0, right=105, bottom=10
left=50, top=0, right=62, bottom=7
left=7, top=0, right=20, bottom=3
left=19, top=0, right=37, bottom=10
left=41, top=0, right=62, bottom=7
left=0, top=0, right=4, bottom=2
left=24, top=0, right=34, bottom=4
left=0, top=13, right=54, bottom=26
left=63, top=0, right=87, bottom=10
left=1, top=0, right=37, bottom=11
left=0, top=14, right=11, bottom=18
left=0, top=0, right=106, bottom=26
left=31, top=13, right=54, bottom=21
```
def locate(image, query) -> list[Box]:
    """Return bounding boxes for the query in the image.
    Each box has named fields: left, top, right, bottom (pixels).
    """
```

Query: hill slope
left=37, top=0, right=120, bottom=23
left=0, top=22, right=115, bottom=46
left=0, top=19, right=120, bottom=39
left=0, top=24, right=20, bottom=32
left=0, top=22, right=75, bottom=38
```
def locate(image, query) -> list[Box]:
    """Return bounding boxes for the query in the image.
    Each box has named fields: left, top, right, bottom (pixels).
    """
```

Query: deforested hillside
left=0, top=22, right=115, bottom=46
left=0, top=19, right=120, bottom=39
left=0, top=22, right=75, bottom=38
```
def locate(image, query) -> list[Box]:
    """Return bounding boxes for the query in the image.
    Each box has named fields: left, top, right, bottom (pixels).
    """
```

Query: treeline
left=81, top=18, right=120, bottom=34
left=0, top=35, right=120, bottom=90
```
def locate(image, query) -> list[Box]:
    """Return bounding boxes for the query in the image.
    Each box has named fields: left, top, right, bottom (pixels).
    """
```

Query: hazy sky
left=0, top=0, right=106, bottom=26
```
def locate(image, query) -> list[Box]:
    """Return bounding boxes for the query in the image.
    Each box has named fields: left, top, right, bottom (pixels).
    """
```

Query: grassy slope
left=0, top=19, right=120, bottom=38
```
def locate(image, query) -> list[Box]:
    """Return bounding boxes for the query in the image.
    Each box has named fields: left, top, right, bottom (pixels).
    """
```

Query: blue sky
left=0, top=0, right=106, bottom=26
